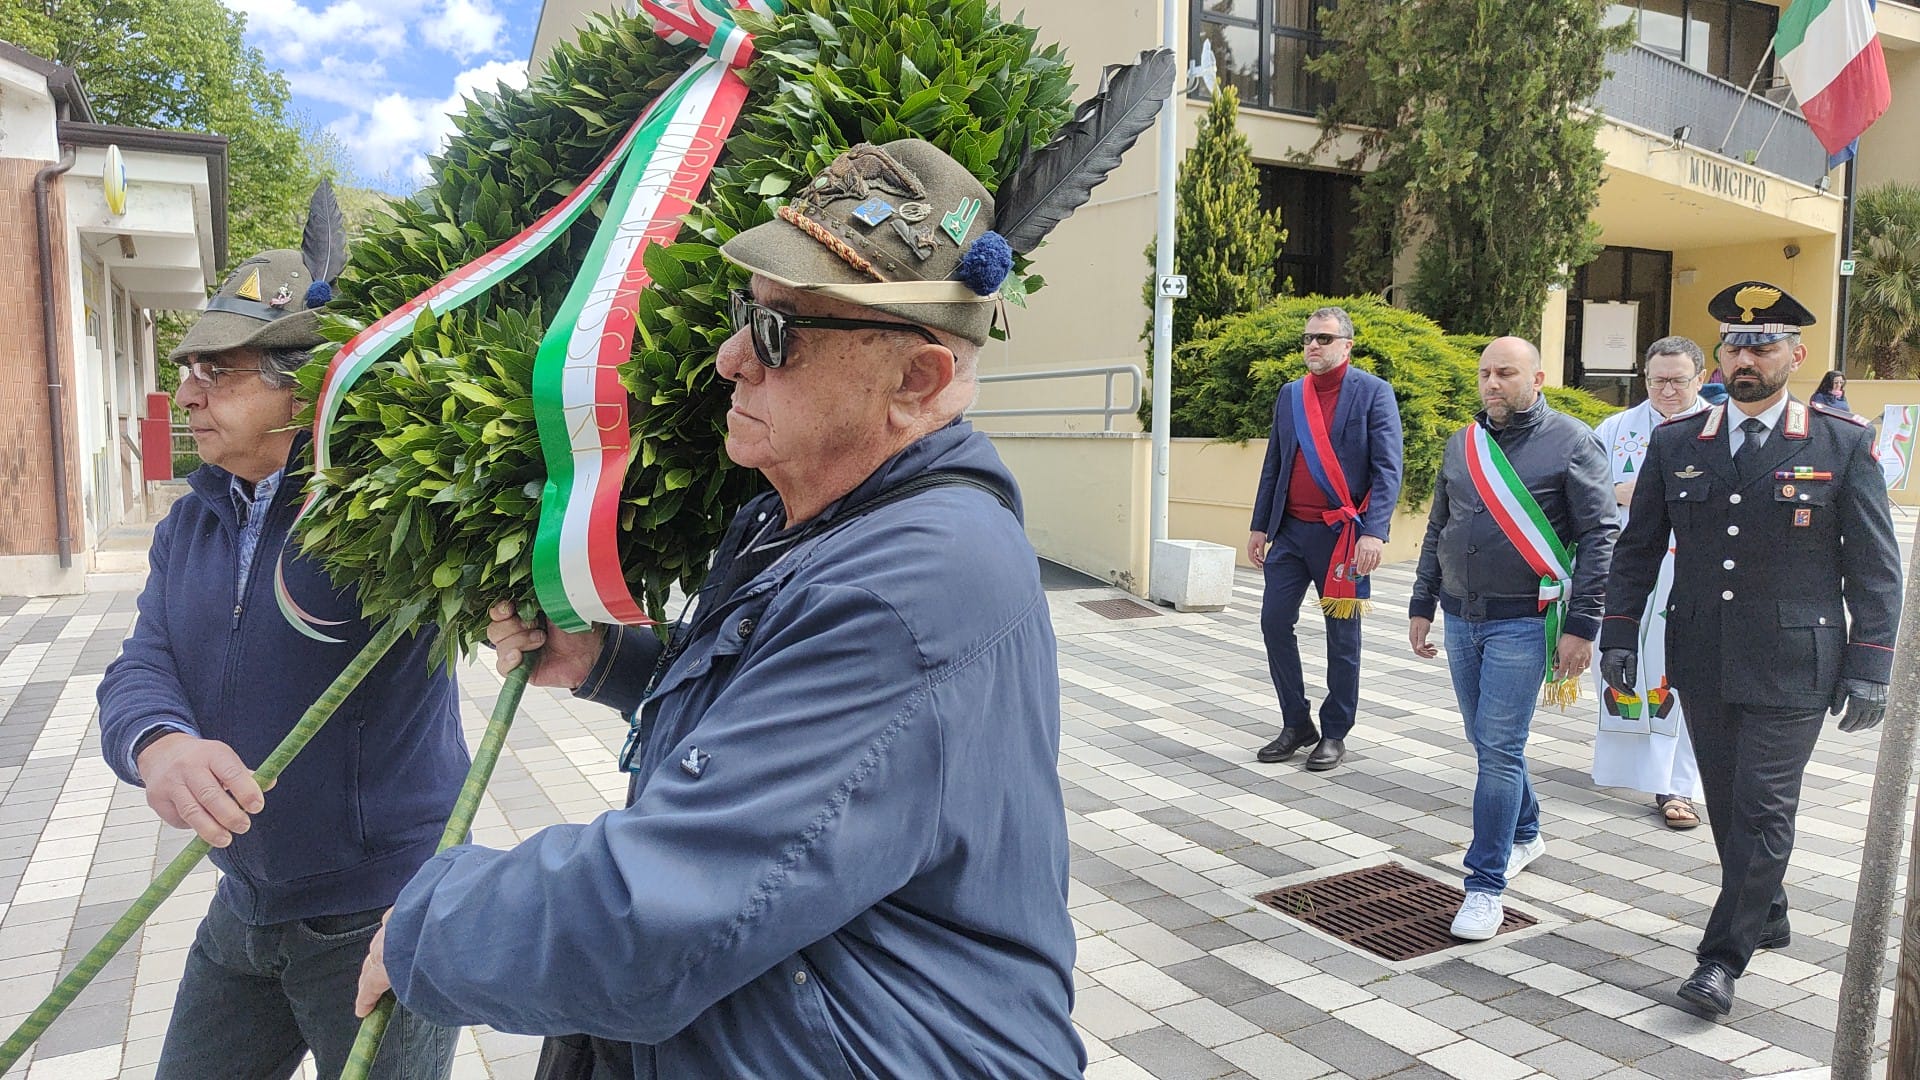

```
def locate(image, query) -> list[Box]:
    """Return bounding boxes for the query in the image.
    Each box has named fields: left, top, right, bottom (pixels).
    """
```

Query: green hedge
left=1167, top=295, right=1615, bottom=510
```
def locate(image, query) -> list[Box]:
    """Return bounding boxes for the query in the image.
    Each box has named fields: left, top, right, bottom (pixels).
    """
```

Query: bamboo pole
left=340, top=653, right=537, bottom=1080
left=0, top=619, right=411, bottom=1076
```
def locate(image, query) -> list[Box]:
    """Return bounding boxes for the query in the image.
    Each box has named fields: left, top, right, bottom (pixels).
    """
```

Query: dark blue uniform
left=1601, top=398, right=1900, bottom=976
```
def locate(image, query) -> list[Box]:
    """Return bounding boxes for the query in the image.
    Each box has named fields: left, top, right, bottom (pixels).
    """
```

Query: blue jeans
left=1443, top=615, right=1544, bottom=896
left=157, top=896, right=455, bottom=1080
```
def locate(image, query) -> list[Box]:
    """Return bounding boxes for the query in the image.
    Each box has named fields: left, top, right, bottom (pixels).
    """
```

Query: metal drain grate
left=1078, top=598, right=1164, bottom=620
left=1255, top=862, right=1537, bottom=962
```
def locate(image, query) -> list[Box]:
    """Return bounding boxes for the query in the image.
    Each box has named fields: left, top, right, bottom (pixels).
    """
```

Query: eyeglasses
left=728, top=289, right=939, bottom=369
left=1646, top=376, right=1697, bottom=389
left=178, top=361, right=272, bottom=388
left=1301, top=332, right=1352, bottom=347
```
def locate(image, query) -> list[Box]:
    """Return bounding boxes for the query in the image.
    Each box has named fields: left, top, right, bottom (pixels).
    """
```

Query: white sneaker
left=1506, top=836, right=1546, bottom=880
left=1451, top=891, right=1504, bottom=941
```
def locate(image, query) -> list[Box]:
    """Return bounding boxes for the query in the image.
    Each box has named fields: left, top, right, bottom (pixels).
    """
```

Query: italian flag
left=1774, top=0, right=1892, bottom=166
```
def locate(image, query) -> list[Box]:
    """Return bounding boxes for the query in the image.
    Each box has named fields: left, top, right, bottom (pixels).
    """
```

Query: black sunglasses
left=729, top=289, right=939, bottom=368
left=1301, top=332, right=1352, bottom=347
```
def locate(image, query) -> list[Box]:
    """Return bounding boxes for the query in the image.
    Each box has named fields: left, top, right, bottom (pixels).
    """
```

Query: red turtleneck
left=1285, top=362, right=1348, bottom=523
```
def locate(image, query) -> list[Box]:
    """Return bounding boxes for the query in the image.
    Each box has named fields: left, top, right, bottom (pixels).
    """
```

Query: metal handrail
left=971, top=364, right=1144, bottom=432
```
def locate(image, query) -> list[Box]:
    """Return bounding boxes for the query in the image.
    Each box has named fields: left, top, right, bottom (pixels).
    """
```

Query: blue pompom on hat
left=305, top=281, right=333, bottom=308
left=954, top=231, right=1013, bottom=296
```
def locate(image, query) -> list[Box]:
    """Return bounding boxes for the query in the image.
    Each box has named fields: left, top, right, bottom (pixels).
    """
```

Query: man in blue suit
left=1249, top=307, right=1404, bottom=771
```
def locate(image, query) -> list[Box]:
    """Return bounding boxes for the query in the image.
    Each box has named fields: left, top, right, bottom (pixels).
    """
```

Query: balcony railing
left=1593, top=43, right=1828, bottom=186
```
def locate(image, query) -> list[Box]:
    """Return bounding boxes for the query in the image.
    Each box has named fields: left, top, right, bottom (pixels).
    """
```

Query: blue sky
left=223, top=0, right=545, bottom=192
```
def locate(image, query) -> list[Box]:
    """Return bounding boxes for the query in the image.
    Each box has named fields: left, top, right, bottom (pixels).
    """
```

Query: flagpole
left=1835, top=151, right=1858, bottom=376
left=1716, top=49, right=1773, bottom=156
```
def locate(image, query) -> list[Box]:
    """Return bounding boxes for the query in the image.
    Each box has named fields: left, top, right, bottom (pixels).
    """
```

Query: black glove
left=1598, top=649, right=1637, bottom=697
left=1832, top=678, right=1889, bottom=733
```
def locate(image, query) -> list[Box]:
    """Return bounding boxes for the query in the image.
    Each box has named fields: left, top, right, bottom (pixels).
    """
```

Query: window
left=1258, top=165, right=1364, bottom=297
left=1565, top=246, right=1675, bottom=407
left=1607, top=0, right=1780, bottom=87
left=1191, top=0, right=1336, bottom=116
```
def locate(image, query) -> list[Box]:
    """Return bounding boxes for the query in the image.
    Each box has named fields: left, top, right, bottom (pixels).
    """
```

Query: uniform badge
left=679, top=746, right=711, bottom=779
left=851, top=197, right=896, bottom=226
left=891, top=217, right=939, bottom=260
left=941, top=196, right=982, bottom=245
left=898, top=201, right=931, bottom=222
left=234, top=267, right=263, bottom=302
left=268, top=284, right=293, bottom=308
left=1794, top=508, right=1813, bottom=527
left=1674, top=466, right=1704, bottom=479
left=1781, top=483, right=1795, bottom=498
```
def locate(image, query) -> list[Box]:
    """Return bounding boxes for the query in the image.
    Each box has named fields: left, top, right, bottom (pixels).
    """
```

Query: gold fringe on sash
left=1540, top=676, right=1582, bottom=711
left=1318, top=597, right=1371, bottom=619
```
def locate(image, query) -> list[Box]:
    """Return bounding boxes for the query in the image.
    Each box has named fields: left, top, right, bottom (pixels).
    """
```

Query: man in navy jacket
left=97, top=246, right=465, bottom=1080
left=1248, top=307, right=1404, bottom=771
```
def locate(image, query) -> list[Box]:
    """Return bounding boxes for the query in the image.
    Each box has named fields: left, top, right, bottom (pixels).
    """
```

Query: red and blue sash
left=1287, top=375, right=1371, bottom=617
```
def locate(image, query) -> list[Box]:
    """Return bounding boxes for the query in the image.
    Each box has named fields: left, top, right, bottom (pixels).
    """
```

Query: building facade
left=0, top=43, right=227, bottom=595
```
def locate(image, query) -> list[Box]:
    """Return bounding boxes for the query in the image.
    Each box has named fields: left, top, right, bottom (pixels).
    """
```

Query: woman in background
left=1812, top=370, right=1851, bottom=413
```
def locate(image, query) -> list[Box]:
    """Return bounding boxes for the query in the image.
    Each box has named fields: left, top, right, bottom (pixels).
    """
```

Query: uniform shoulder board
left=1809, top=401, right=1870, bottom=426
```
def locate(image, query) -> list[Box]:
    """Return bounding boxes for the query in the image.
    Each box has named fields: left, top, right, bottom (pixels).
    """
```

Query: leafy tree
left=297, top=1, right=1075, bottom=658
left=1142, top=84, right=1286, bottom=348
left=1306, top=1, right=1631, bottom=337
left=1171, top=294, right=1613, bottom=509
left=2, top=0, right=341, bottom=269
left=1848, top=181, right=1920, bottom=379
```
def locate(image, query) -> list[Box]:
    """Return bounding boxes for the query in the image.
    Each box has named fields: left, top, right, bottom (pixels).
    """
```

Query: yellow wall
left=1859, top=46, right=1920, bottom=192
left=1668, top=236, right=1840, bottom=367
left=987, top=433, right=1153, bottom=591
left=1167, top=438, right=1429, bottom=569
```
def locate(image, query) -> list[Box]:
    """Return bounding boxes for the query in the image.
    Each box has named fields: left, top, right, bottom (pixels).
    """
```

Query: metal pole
left=1834, top=512, right=1920, bottom=1080
left=1149, top=0, right=1178, bottom=546
left=1715, top=48, right=1773, bottom=156
left=1836, top=154, right=1859, bottom=376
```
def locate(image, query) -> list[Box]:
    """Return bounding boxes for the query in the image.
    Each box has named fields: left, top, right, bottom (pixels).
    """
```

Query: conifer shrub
left=1169, top=295, right=1614, bottom=509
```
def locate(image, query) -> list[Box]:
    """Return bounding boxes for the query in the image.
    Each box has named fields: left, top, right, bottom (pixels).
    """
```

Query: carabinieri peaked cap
left=1709, top=280, right=1817, bottom=348
left=171, top=181, right=348, bottom=360
left=720, top=49, right=1177, bottom=346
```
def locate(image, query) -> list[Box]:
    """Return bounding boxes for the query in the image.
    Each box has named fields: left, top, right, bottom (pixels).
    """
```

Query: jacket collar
left=1475, top=391, right=1550, bottom=435
left=189, top=431, right=311, bottom=531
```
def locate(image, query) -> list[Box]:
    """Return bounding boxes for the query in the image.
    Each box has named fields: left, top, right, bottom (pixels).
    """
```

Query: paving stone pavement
left=0, top=563, right=1904, bottom=1079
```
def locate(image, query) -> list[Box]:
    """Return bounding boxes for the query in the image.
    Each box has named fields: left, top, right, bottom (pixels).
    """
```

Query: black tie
left=1734, top=417, right=1767, bottom=481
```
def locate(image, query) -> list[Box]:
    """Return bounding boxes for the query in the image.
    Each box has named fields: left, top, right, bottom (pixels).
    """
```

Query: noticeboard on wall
left=1580, top=301, right=1639, bottom=375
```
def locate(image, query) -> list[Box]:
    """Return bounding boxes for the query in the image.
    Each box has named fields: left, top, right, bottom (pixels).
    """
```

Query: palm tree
left=1848, top=182, right=1920, bottom=379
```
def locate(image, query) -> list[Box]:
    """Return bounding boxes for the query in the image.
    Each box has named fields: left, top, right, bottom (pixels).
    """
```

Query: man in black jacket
left=1410, top=337, right=1618, bottom=942
left=1600, top=282, right=1901, bottom=1017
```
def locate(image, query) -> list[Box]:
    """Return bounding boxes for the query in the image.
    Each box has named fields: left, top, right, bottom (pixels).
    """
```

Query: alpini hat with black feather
left=720, top=51, right=1175, bottom=346
left=172, top=182, right=349, bottom=359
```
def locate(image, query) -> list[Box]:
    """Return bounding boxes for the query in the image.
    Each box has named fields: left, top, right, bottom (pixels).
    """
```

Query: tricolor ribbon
left=1286, top=376, right=1371, bottom=619
left=281, top=0, right=782, bottom=639
left=1462, top=423, right=1582, bottom=708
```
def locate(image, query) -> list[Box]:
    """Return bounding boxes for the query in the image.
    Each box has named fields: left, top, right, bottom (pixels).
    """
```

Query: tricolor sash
left=1286, top=377, right=1371, bottom=618
left=1462, top=423, right=1581, bottom=707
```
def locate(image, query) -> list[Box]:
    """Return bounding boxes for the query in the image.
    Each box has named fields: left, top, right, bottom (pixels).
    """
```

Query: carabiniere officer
left=1598, top=281, right=1902, bottom=1019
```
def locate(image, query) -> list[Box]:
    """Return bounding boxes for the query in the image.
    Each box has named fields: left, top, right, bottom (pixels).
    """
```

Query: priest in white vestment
left=1591, top=337, right=1710, bottom=828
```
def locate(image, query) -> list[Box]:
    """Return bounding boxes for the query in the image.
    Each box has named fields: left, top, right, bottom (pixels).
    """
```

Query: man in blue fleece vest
left=354, top=139, right=1087, bottom=1078
left=97, top=242, right=466, bottom=1080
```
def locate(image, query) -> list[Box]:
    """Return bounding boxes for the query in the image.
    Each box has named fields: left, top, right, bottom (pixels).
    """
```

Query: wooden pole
left=1839, top=515, right=1920, bottom=1079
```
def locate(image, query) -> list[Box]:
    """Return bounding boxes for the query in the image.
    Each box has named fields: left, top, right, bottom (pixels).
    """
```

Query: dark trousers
left=1259, top=515, right=1362, bottom=740
left=157, top=896, right=455, bottom=1080
left=1683, top=691, right=1826, bottom=976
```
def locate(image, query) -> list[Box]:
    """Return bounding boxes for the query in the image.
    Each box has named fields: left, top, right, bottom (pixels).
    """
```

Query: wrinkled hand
left=1599, top=649, right=1637, bottom=697
left=1832, top=678, right=1888, bottom=733
left=1554, top=634, right=1592, bottom=682
left=1247, top=531, right=1268, bottom=569
left=354, top=911, right=394, bottom=1018
left=486, top=601, right=604, bottom=688
left=1409, top=616, right=1438, bottom=659
left=137, top=734, right=264, bottom=848
left=1354, top=535, right=1385, bottom=577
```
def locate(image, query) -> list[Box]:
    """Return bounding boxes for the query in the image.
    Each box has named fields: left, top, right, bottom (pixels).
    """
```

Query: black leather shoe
left=1755, top=920, right=1791, bottom=950
left=1257, top=727, right=1318, bottom=764
left=1677, top=962, right=1736, bottom=1016
left=1304, top=737, right=1346, bottom=771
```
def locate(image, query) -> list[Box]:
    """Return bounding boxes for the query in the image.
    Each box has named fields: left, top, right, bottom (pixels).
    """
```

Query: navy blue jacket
left=98, top=442, right=467, bottom=924
left=1250, top=365, right=1404, bottom=540
left=382, top=421, right=1083, bottom=1078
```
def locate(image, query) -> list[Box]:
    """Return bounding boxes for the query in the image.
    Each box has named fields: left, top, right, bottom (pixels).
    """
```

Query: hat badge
left=1735, top=284, right=1780, bottom=323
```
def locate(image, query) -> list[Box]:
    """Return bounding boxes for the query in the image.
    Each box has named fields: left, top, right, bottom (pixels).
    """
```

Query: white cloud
left=423, top=0, right=506, bottom=60
left=328, top=59, right=528, bottom=187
